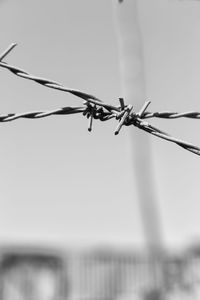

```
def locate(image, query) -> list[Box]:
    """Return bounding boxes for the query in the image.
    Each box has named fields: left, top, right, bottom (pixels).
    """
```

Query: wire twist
left=0, top=43, right=200, bottom=156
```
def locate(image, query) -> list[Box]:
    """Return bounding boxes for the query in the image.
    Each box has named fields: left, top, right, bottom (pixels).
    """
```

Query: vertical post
left=112, top=0, right=165, bottom=298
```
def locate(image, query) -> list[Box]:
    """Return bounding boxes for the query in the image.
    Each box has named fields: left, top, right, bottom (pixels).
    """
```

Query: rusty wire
left=0, top=43, right=200, bottom=156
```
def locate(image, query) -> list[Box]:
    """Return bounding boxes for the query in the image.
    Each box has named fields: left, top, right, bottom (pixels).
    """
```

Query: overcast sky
left=0, top=0, right=200, bottom=251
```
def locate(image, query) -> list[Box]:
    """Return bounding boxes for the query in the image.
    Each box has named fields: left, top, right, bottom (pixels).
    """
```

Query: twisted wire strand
left=133, top=119, right=200, bottom=156
left=0, top=105, right=114, bottom=123
left=0, top=107, right=85, bottom=122
left=0, top=44, right=200, bottom=157
left=0, top=61, right=105, bottom=104
left=143, top=111, right=200, bottom=119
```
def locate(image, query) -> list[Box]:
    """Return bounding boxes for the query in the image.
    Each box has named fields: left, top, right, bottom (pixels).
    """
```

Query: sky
left=0, top=0, right=200, bottom=252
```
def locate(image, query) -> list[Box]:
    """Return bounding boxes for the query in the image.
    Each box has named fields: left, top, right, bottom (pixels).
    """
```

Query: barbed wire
left=0, top=43, right=200, bottom=156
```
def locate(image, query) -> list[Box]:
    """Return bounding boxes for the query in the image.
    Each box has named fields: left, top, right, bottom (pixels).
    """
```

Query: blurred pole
left=112, top=1, right=165, bottom=298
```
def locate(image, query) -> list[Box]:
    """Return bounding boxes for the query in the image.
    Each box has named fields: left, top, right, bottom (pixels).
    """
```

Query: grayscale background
left=0, top=0, right=199, bottom=252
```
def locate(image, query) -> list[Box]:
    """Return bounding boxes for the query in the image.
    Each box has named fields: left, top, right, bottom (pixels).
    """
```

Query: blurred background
left=0, top=0, right=200, bottom=299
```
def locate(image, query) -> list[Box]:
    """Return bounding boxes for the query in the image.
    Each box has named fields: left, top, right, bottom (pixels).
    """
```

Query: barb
left=0, top=44, right=200, bottom=157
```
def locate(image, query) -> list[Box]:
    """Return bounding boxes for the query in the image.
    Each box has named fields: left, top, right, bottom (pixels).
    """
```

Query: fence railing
left=0, top=246, right=200, bottom=299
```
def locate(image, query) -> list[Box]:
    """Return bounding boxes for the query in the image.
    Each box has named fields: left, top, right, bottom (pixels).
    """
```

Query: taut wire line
left=0, top=43, right=200, bottom=156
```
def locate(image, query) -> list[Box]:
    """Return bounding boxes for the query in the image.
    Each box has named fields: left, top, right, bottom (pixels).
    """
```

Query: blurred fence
left=0, top=246, right=200, bottom=299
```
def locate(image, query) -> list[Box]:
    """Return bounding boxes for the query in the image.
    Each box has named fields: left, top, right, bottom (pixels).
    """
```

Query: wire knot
left=83, top=102, right=114, bottom=132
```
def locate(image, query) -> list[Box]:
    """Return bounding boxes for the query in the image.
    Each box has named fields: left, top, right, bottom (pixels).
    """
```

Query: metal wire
left=1, top=44, right=200, bottom=157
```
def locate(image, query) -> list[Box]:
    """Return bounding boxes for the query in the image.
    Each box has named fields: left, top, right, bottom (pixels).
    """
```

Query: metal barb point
left=88, top=105, right=96, bottom=132
left=115, top=105, right=132, bottom=135
left=0, top=43, right=17, bottom=61
left=88, top=116, right=93, bottom=132
left=137, top=101, right=151, bottom=118
left=119, top=98, right=125, bottom=110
